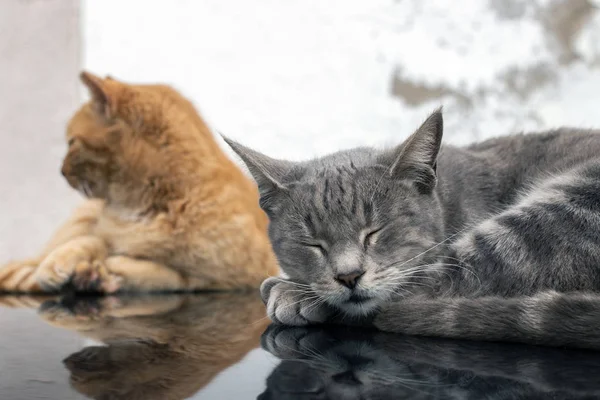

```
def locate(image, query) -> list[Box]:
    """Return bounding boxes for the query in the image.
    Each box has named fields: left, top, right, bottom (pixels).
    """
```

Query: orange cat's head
left=62, top=71, right=221, bottom=209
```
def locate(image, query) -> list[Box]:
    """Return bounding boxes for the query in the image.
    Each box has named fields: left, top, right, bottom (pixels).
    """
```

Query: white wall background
left=0, top=0, right=81, bottom=262
left=84, top=0, right=600, bottom=162
left=81, top=1, right=600, bottom=399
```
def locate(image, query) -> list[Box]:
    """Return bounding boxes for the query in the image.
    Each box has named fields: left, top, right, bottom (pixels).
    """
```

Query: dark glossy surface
left=1, top=294, right=600, bottom=400
left=0, top=293, right=273, bottom=400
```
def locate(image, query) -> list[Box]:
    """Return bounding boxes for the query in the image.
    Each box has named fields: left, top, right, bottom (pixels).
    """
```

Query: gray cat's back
left=444, top=128, right=600, bottom=181
left=437, top=129, right=600, bottom=232
left=434, top=129, right=600, bottom=295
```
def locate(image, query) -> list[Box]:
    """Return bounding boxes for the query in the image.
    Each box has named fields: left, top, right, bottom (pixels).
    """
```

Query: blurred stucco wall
left=84, top=0, right=600, bottom=160
left=0, top=0, right=82, bottom=262
left=0, top=2, right=84, bottom=399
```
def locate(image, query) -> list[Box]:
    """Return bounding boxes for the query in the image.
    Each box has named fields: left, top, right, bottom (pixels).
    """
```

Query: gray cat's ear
left=221, top=136, right=291, bottom=196
left=384, top=108, right=443, bottom=193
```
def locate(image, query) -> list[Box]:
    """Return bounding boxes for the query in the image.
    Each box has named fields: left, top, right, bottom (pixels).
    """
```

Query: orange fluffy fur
left=0, top=71, right=279, bottom=293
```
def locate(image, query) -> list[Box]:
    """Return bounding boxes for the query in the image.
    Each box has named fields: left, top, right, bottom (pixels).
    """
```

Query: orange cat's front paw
left=71, top=261, right=122, bottom=294
left=33, top=236, right=108, bottom=292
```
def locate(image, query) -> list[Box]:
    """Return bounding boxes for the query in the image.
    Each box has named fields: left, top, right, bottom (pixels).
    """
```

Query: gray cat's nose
left=335, top=271, right=364, bottom=289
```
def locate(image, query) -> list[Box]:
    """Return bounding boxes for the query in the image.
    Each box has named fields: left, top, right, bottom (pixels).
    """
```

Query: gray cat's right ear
left=382, top=108, right=444, bottom=193
left=221, top=136, right=291, bottom=196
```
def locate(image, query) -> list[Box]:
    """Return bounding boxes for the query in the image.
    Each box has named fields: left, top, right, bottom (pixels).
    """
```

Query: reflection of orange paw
left=38, top=296, right=123, bottom=329
left=0, top=295, right=50, bottom=308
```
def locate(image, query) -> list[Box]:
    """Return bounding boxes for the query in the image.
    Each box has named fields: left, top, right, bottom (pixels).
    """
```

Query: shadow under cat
left=260, top=325, right=600, bottom=400
left=1, top=292, right=270, bottom=400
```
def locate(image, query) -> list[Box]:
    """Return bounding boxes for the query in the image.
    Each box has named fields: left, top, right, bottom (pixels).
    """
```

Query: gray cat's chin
left=335, top=296, right=381, bottom=316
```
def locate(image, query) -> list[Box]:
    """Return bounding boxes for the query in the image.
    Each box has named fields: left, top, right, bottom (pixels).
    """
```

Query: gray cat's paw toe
left=298, top=300, right=331, bottom=323
left=268, top=287, right=310, bottom=326
left=266, top=281, right=331, bottom=326
left=260, top=277, right=280, bottom=305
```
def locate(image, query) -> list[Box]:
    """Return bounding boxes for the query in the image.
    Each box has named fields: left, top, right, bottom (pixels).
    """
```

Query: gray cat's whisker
left=445, top=263, right=482, bottom=287
left=380, top=263, right=444, bottom=280
left=378, top=284, right=412, bottom=297
left=383, top=262, right=480, bottom=290
left=298, top=347, right=333, bottom=367
left=249, top=315, right=271, bottom=326
left=282, top=288, right=314, bottom=294
left=377, top=264, right=434, bottom=278
left=270, top=341, right=331, bottom=366
left=384, top=233, right=466, bottom=271
left=303, top=296, right=329, bottom=315
left=267, top=277, right=313, bottom=289
left=281, top=290, right=315, bottom=299
left=275, top=295, right=323, bottom=313
left=394, top=278, right=436, bottom=287
left=277, top=357, right=330, bottom=368
left=365, top=370, right=447, bottom=386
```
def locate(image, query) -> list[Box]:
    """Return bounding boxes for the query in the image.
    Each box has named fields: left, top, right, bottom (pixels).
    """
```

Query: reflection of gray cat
left=259, top=326, right=600, bottom=400
left=225, top=109, right=600, bottom=349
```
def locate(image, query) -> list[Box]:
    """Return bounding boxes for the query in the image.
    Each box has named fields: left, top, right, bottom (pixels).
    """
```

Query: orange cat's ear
left=79, top=71, right=119, bottom=119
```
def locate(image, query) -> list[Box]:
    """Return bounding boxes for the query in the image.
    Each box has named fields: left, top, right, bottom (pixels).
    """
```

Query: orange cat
left=0, top=72, right=279, bottom=293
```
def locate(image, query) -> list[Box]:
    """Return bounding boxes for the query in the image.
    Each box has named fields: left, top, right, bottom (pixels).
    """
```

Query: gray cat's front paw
left=260, top=277, right=332, bottom=326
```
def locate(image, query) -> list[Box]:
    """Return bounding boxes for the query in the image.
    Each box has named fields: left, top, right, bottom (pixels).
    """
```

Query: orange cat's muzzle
left=61, top=167, right=82, bottom=194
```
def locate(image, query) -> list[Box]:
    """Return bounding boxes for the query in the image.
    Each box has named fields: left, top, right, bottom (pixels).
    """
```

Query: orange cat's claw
left=71, top=261, right=122, bottom=294
left=39, top=295, right=127, bottom=330
left=101, top=275, right=123, bottom=294
left=71, top=262, right=102, bottom=292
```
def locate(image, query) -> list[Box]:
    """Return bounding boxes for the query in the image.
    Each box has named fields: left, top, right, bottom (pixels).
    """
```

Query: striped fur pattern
left=226, top=109, right=600, bottom=349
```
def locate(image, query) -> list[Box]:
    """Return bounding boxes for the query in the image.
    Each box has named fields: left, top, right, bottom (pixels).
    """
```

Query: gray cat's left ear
left=221, top=136, right=292, bottom=196
left=383, top=108, right=443, bottom=192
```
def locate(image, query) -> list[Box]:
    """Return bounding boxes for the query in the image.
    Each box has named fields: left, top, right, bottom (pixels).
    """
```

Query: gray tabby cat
left=224, top=109, right=600, bottom=349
